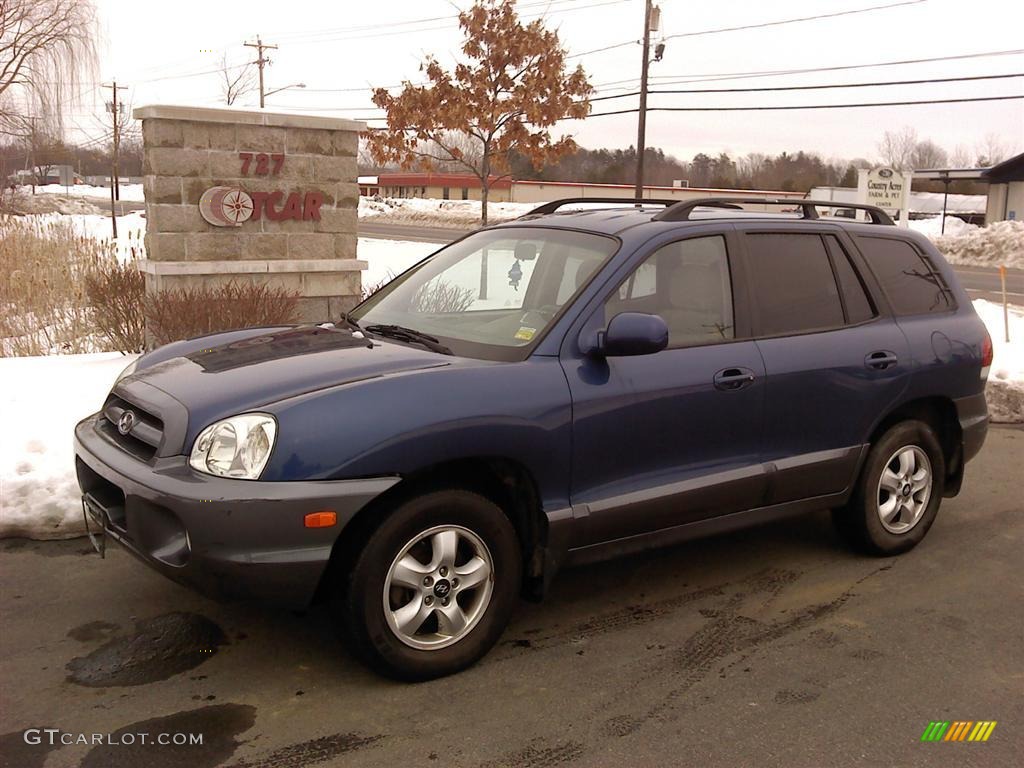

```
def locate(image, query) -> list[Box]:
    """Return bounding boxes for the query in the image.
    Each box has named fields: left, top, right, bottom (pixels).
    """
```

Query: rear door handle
left=865, top=350, right=899, bottom=370
left=714, top=367, right=756, bottom=391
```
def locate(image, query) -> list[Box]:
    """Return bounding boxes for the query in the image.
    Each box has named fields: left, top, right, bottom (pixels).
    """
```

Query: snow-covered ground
left=359, top=195, right=536, bottom=228
left=0, top=352, right=138, bottom=539
left=35, top=182, right=144, bottom=202
left=974, top=299, right=1024, bottom=424
left=359, top=237, right=436, bottom=288
left=1, top=296, right=1020, bottom=540
left=22, top=211, right=147, bottom=263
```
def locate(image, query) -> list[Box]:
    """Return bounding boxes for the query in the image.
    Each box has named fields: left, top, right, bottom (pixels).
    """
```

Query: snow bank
left=0, top=352, right=137, bottom=539
left=35, top=182, right=144, bottom=202
left=929, top=220, right=1024, bottom=269
left=908, top=216, right=979, bottom=238
left=974, top=299, right=1024, bottom=424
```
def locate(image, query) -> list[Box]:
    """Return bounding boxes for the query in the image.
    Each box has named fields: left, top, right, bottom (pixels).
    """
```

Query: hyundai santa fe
left=74, top=197, right=991, bottom=679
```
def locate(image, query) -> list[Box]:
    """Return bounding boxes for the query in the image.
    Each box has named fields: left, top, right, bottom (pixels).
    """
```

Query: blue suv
left=74, top=197, right=991, bottom=679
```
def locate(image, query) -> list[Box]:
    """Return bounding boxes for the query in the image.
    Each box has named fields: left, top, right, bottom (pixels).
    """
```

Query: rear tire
left=833, top=420, right=945, bottom=556
left=339, top=489, right=521, bottom=681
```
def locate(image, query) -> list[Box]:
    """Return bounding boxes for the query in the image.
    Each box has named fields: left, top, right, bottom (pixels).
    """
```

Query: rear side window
left=744, top=234, right=844, bottom=335
left=824, top=235, right=876, bottom=324
left=857, top=236, right=954, bottom=315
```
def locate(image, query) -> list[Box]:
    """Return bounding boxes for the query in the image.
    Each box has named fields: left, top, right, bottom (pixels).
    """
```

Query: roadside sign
left=858, top=167, right=911, bottom=227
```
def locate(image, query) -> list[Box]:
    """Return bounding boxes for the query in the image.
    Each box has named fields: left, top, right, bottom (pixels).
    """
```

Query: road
left=359, top=221, right=1024, bottom=304
left=2, top=426, right=1021, bottom=768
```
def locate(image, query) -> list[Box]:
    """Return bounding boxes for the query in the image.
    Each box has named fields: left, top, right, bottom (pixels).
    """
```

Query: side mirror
left=596, top=312, right=669, bottom=357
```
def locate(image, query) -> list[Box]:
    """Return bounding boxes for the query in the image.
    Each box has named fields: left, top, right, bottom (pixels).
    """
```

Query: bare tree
left=909, top=139, right=947, bottom=171
left=218, top=53, right=257, bottom=106
left=0, top=0, right=98, bottom=136
left=419, top=131, right=484, bottom=174
left=877, top=127, right=918, bottom=170
left=975, top=133, right=1011, bottom=167
left=949, top=144, right=972, bottom=168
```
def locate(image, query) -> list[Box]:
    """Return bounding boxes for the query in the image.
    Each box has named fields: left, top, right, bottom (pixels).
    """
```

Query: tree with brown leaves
left=367, top=0, right=592, bottom=225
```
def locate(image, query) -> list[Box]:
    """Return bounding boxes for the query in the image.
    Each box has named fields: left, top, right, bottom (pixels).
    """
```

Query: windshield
left=350, top=227, right=619, bottom=361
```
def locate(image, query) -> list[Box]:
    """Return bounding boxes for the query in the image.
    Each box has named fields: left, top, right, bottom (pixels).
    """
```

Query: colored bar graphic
left=921, top=720, right=996, bottom=742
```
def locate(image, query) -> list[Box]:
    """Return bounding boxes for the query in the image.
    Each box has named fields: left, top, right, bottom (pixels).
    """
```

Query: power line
left=578, top=94, right=1024, bottom=118
left=590, top=71, right=1024, bottom=102
left=594, top=48, right=1024, bottom=91
left=568, top=0, right=928, bottom=58
left=271, top=0, right=627, bottom=47
left=272, top=0, right=605, bottom=44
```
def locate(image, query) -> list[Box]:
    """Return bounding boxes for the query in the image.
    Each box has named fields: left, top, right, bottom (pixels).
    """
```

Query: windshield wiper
left=364, top=324, right=453, bottom=355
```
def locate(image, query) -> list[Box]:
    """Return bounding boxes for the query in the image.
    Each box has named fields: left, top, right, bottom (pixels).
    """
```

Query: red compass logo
left=199, top=186, right=255, bottom=227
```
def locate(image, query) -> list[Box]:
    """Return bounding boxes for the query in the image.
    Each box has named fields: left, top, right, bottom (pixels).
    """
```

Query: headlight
left=188, top=413, right=277, bottom=480
left=115, top=359, right=138, bottom=383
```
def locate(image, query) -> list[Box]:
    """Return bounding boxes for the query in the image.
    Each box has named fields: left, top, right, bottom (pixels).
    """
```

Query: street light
left=264, top=83, right=306, bottom=99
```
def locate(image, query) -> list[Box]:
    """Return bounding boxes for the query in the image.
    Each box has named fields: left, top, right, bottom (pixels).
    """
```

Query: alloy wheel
left=382, top=525, right=494, bottom=650
left=876, top=445, right=932, bottom=534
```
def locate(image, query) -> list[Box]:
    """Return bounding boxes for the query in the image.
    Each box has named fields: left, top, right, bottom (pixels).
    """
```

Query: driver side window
left=605, top=235, right=735, bottom=347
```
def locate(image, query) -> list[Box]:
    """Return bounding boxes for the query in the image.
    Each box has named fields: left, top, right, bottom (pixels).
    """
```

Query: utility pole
left=26, top=116, right=38, bottom=195
left=630, top=0, right=655, bottom=202
left=102, top=80, right=128, bottom=237
left=244, top=35, right=277, bottom=108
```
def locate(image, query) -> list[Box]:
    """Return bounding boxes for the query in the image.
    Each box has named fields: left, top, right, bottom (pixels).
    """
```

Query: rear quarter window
left=856, top=236, right=954, bottom=315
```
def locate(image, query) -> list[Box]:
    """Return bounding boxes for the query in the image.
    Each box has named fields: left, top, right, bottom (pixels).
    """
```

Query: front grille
left=100, top=394, right=164, bottom=461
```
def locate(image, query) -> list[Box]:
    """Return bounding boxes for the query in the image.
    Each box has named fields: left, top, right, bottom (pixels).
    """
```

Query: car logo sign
left=118, top=410, right=136, bottom=436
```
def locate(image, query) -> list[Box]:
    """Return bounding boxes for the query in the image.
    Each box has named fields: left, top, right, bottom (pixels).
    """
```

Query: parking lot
left=2, top=426, right=1021, bottom=768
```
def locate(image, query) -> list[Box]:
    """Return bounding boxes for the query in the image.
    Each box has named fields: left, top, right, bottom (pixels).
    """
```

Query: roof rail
left=523, top=197, right=683, bottom=217
left=651, top=197, right=895, bottom=225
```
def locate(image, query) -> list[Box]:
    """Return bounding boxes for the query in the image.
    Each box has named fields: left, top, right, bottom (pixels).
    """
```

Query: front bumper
left=74, top=413, right=399, bottom=607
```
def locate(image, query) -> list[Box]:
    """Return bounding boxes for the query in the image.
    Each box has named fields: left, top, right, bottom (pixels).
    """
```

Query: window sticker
left=514, top=327, right=537, bottom=341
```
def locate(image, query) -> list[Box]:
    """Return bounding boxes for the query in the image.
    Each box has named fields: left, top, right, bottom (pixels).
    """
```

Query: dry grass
left=146, top=282, right=301, bottom=347
left=0, top=215, right=113, bottom=356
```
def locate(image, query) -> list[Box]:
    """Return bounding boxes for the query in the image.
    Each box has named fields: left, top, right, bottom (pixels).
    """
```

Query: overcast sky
left=79, top=0, right=1024, bottom=164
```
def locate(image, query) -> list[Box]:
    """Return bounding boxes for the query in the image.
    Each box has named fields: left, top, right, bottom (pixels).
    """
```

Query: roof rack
left=651, top=197, right=894, bottom=225
left=523, top=197, right=683, bottom=216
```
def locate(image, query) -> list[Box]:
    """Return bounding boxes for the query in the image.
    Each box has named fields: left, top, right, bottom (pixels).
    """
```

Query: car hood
left=120, top=326, right=450, bottom=433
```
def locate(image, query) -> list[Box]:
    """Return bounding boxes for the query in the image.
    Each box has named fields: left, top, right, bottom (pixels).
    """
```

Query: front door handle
left=714, top=367, right=756, bottom=391
left=865, top=350, right=898, bottom=370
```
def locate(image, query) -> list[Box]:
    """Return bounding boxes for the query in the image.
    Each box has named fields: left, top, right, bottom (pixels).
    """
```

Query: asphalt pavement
left=2, top=426, right=1021, bottom=768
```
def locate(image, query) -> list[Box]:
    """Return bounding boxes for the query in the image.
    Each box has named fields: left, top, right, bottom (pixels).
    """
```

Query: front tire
left=340, top=489, right=521, bottom=680
left=833, top=420, right=945, bottom=555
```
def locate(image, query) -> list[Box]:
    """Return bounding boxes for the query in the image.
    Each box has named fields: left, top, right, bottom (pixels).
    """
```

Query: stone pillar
left=133, top=105, right=366, bottom=323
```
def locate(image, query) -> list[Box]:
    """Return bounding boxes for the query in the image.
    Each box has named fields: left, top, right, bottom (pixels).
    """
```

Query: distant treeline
left=507, top=145, right=985, bottom=194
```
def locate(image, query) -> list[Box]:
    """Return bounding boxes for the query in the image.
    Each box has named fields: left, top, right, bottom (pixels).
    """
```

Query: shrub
left=412, top=279, right=475, bottom=314
left=85, top=259, right=146, bottom=353
left=146, top=281, right=301, bottom=347
left=361, top=272, right=394, bottom=301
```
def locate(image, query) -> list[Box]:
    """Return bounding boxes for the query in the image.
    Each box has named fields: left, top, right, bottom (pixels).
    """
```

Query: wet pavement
left=1, top=427, right=1021, bottom=767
